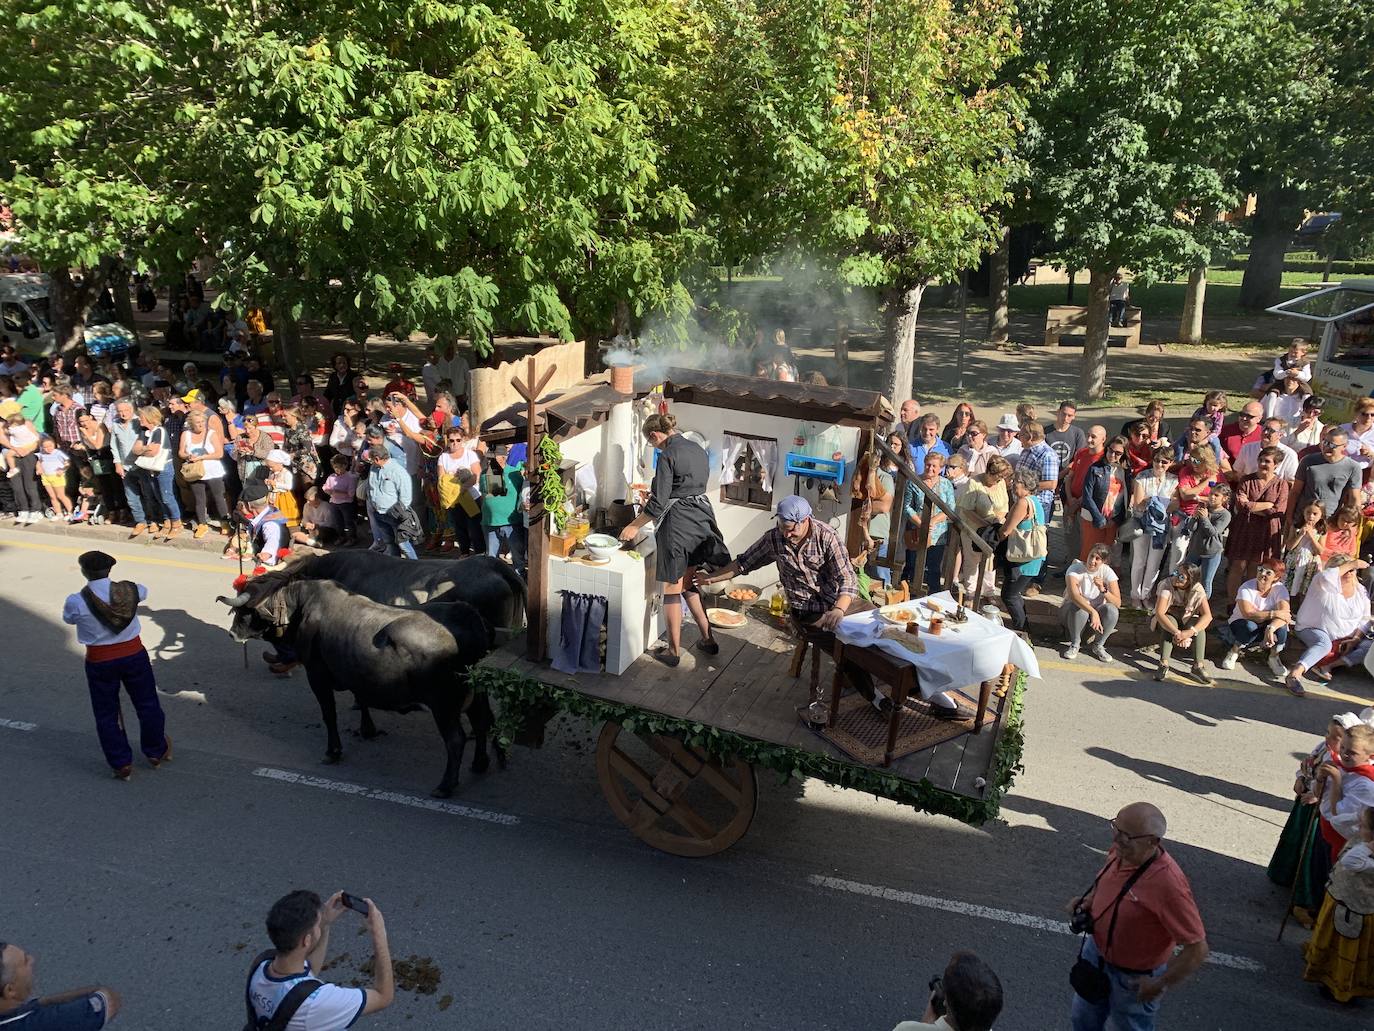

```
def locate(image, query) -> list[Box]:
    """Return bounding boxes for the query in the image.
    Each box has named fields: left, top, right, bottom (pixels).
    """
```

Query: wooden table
left=825, top=638, right=995, bottom=767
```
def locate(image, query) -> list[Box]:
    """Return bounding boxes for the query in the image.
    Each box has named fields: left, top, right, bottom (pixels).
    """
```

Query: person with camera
left=1067, top=802, right=1208, bottom=1031
left=0, top=940, right=121, bottom=1028
left=245, top=890, right=394, bottom=1030
left=893, top=951, right=1003, bottom=1030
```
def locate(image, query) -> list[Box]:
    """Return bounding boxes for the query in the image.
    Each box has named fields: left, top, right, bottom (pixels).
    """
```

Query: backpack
left=243, top=950, right=322, bottom=1031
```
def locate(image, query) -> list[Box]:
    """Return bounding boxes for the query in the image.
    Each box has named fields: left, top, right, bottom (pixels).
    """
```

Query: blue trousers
left=84, top=648, right=166, bottom=769
left=486, top=524, right=528, bottom=579
left=1069, top=936, right=1166, bottom=1031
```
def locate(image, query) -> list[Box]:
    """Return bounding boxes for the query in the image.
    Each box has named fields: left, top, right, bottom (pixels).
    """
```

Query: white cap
left=266, top=449, right=292, bottom=466
left=1335, top=712, right=1363, bottom=730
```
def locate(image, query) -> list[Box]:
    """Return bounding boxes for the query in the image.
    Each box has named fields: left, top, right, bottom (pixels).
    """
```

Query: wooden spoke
left=595, top=721, right=758, bottom=857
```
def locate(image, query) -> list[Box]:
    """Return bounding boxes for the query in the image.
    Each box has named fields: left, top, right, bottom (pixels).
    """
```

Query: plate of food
left=877, top=604, right=925, bottom=626
left=706, top=608, right=748, bottom=628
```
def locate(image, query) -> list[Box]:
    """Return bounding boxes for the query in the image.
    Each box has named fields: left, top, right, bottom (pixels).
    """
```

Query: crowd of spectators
left=0, top=332, right=529, bottom=576
left=856, top=337, right=1374, bottom=694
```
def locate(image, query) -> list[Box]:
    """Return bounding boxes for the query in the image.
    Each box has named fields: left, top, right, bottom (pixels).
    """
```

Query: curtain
left=552, top=590, right=608, bottom=674
left=718, top=435, right=751, bottom=487
left=753, top=440, right=778, bottom=493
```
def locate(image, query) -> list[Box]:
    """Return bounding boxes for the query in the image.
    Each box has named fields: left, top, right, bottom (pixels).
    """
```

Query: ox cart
left=474, top=605, right=1029, bottom=857
left=471, top=357, right=1032, bottom=856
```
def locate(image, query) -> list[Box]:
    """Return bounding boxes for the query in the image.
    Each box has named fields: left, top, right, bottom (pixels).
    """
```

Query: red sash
left=85, top=636, right=143, bottom=663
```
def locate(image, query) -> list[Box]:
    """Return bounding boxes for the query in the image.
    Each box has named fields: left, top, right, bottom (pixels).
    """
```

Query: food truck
left=1268, top=279, right=1374, bottom=422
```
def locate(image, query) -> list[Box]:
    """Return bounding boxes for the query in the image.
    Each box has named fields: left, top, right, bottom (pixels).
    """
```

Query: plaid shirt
left=736, top=519, right=857, bottom=615
left=1016, top=441, right=1060, bottom=510
left=50, top=402, right=82, bottom=448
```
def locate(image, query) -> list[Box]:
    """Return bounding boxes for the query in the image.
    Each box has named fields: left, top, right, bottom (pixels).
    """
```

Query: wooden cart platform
left=476, top=609, right=1024, bottom=856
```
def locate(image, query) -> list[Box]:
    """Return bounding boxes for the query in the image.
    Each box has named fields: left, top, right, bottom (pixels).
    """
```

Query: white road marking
left=0, top=718, right=38, bottom=732
left=251, top=767, right=519, bottom=826
left=807, top=874, right=1264, bottom=973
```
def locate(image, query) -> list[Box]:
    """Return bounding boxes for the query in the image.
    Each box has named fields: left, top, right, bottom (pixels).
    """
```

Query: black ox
left=220, top=572, right=501, bottom=797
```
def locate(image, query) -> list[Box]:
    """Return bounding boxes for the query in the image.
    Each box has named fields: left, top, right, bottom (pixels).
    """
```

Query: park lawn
left=1007, top=279, right=1306, bottom=318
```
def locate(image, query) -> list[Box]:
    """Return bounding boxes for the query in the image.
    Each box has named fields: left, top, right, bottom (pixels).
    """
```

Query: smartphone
left=340, top=893, right=370, bottom=915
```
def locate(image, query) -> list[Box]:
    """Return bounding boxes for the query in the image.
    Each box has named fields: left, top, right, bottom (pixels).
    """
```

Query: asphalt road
left=2, top=527, right=1371, bottom=1030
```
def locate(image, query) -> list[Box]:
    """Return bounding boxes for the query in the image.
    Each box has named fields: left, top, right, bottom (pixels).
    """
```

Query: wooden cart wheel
left=594, top=721, right=758, bottom=858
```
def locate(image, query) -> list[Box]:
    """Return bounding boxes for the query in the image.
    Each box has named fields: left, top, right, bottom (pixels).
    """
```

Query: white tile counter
left=547, top=550, right=664, bottom=675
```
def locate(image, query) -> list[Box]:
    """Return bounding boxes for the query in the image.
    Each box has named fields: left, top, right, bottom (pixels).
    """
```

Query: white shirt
left=1109, top=281, right=1129, bottom=301
left=399, top=410, right=423, bottom=475
left=996, top=437, right=1022, bottom=459
left=1066, top=560, right=1118, bottom=605
left=181, top=425, right=225, bottom=479
left=1342, top=420, right=1374, bottom=470
left=1261, top=391, right=1304, bottom=426
left=421, top=354, right=470, bottom=403
left=1274, top=355, right=1312, bottom=383
left=37, top=448, right=69, bottom=475
left=1321, top=772, right=1374, bottom=842
left=1339, top=841, right=1374, bottom=873
left=894, top=1018, right=954, bottom=1031
left=1234, top=439, right=1297, bottom=479
left=247, top=957, right=366, bottom=1031
left=62, top=577, right=147, bottom=645
left=1230, top=580, right=1289, bottom=623
left=438, top=447, right=481, bottom=499
left=1295, top=568, right=1372, bottom=638
left=1284, top=418, right=1324, bottom=452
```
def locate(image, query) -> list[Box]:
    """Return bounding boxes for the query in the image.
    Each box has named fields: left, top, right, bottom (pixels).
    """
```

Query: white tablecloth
left=836, top=592, right=1040, bottom=698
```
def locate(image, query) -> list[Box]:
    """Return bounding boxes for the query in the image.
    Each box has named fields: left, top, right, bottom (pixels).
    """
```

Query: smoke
left=602, top=251, right=877, bottom=383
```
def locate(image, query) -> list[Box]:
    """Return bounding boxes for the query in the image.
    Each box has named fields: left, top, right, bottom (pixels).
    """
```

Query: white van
left=0, top=273, right=135, bottom=358
left=1268, top=278, right=1374, bottom=423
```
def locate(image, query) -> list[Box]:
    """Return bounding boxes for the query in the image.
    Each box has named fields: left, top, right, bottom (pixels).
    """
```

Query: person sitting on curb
left=1061, top=544, right=1121, bottom=663
left=1150, top=564, right=1216, bottom=686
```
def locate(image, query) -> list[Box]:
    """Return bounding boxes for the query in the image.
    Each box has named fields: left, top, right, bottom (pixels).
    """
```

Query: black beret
left=78, top=550, right=117, bottom=577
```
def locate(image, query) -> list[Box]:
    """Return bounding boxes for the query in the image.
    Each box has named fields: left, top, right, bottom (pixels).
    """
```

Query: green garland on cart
left=468, top=666, right=1027, bottom=827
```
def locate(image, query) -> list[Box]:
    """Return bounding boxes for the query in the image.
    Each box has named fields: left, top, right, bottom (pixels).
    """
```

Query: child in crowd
left=36, top=435, right=74, bottom=519
left=263, top=448, right=299, bottom=527
left=1284, top=501, right=1327, bottom=597
left=1192, top=390, right=1228, bottom=436
left=292, top=486, right=342, bottom=548
left=1303, top=803, right=1374, bottom=1002
left=2, top=412, right=35, bottom=477
left=322, top=453, right=358, bottom=545
left=1323, top=505, right=1361, bottom=564
left=1184, top=483, right=1232, bottom=597
left=72, top=466, right=98, bottom=523
left=1256, top=338, right=1313, bottom=395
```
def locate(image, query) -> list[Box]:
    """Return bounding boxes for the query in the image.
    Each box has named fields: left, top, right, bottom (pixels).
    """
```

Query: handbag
left=1069, top=853, right=1159, bottom=1002
left=1005, top=503, right=1048, bottom=564
left=179, top=460, right=205, bottom=483
left=1117, top=516, right=1143, bottom=543
left=133, top=428, right=169, bottom=472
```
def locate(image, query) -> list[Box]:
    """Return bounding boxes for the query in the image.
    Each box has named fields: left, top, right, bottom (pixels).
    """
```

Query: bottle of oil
left=769, top=589, right=785, bottom=617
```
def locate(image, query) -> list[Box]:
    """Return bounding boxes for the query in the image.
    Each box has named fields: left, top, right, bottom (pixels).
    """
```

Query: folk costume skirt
left=1267, top=798, right=1330, bottom=914
left=1304, top=893, right=1374, bottom=1002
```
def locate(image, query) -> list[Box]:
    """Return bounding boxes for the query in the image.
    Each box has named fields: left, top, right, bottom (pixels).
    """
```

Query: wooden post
left=846, top=429, right=874, bottom=559
left=510, top=355, right=558, bottom=660
left=912, top=493, right=933, bottom=597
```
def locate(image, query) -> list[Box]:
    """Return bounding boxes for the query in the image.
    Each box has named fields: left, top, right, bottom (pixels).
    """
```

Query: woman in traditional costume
left=620, top=413, right=730, bottom=667
left=1270, top=714, right=1361, bottom=927
left=1304, top=803, right=1374, bottom=1002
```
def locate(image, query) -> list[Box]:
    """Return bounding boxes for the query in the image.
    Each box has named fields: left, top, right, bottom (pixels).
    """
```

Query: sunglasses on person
left=1110, top=819, right=1157, bottom=843
left=1107, top=448, right=1125, bottom=458
left=969, top=429, right=984, bottom=438
left=1262, top=425, right=1281, bottom=435
left=1256, top=568, right=1277, bottom=579
left=1238, top=411, right=1259, bottom=421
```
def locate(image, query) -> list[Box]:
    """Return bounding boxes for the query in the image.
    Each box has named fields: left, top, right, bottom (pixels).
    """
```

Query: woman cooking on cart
left=619, top=413, right=731, bottom=667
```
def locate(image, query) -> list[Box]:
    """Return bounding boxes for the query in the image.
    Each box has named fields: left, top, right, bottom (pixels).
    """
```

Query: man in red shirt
left=1062, top=424, right=1106, bottom=567
left=1217, top=400, right=1263, bottom=477
left=1068, top=802, right=1208, bottom=1030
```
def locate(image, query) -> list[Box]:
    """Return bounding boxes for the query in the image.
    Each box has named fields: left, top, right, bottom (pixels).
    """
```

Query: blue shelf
left=784, top=452, right=846, bottom=484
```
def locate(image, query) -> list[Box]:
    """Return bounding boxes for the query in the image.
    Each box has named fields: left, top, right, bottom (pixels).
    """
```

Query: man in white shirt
left=61, top=551, right=170, bottom=780
left=893, top=951, right=1003, bottom=1031
left=992, top=414, right=1022, bottom=458
left=1233, top=419, right=1298, bottom=480
left=246, top=889, right=393, bottom=1030
left=420, top=342, right=470, bottom=410
left=1342, top=397, right=1374, bottom=473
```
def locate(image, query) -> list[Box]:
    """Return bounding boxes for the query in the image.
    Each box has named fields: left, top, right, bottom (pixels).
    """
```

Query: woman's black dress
left=645, top=433, right=730, bottom=584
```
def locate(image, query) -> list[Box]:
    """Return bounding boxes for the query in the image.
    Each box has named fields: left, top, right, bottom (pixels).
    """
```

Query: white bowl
left=585, top=533, right=621, bottom=562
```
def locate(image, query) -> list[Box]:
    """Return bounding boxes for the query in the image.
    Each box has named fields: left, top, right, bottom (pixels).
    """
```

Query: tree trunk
left=880, top=282, right=924, bottom=407
left=1079, top=269, right=1113, bottom=401
left=110, top=262, right=139, bottom=343
left=49, top=266, right=94, bottom=355
left=1240, top=185, right=1302, bottom=310
left=272, top=300, right=303, bottom=382
left=833, top=318, right=849, bottom=387
left=1178, top=264, right=1206, bottom=344
left=988, top=225, right=1010, bottom=346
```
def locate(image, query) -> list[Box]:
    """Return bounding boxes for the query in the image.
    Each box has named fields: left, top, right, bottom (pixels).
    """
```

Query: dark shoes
left=928, top=704, right=965, bottom=721
left=654, top=650, right=682, bottom=668
left=269, top=661, right=300, bottom=676
left=112, top=765, right=133, bottom=781
left=695, top=636, right=720, bottom=655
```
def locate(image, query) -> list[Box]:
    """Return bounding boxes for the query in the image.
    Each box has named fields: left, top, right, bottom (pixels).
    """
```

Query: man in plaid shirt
left=1015, top=421, right=1059, bottom=592
left=699, top=495, right=965, bottom=722
left=705, top=494, right=858, bottom=630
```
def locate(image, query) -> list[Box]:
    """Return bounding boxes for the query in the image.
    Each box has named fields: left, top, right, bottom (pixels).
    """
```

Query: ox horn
left=216, top=594, right=251, bottom=608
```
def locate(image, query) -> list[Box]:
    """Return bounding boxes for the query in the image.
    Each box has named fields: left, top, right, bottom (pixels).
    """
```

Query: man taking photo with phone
left=246, top=889, right=393, bottom=1030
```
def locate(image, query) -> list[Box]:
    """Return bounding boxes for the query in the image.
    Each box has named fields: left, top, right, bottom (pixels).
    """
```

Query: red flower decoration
left=231, top=574, right=248, bottom=592
left=276, top=547, right=293, bottom=560
left=252, top=565, right=267, bottom=576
